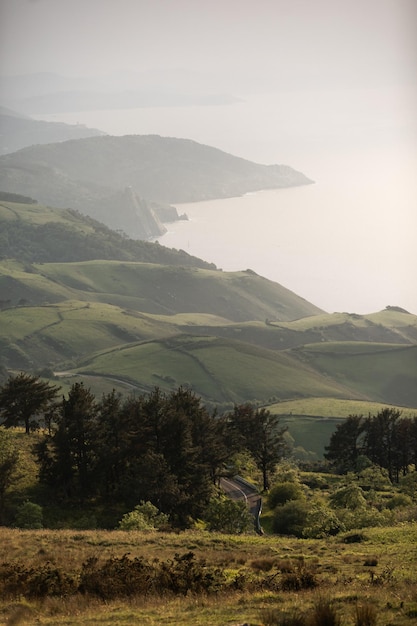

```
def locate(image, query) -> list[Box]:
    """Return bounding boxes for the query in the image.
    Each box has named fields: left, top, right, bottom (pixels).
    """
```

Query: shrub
left=80, top=554, right=155, bottom=598
left=386, top=493, right=413, bottom=509
left=336, top=505, right=393, bottom=530
left=354, top=602, right=377, bottom=626
left=204, top=496, right=253, bottom=534
left=268, top=482, right=304, bottom=509
left=250, top=557, right=276, bottom=571
left=303, top=502, right=345, bottom=538
left=156, top=551, right=225, bottom=595
left=281, top=564, right=318, bottom=591
left=342, top=532, right=368, bottom=543
left=118, top=501, right=169, bottom=531
left=310, top=598, right=341, bottom=626
left=399, top=470, right=417, bottom=500
left=14, top=501, right=43, bottom=529
left=301, top=473, right=329, bottom=489
left=272, top=500, right=309, bottom=537
left=358, top=465, right=391, bottom=490
left=0, top=561, right=77, bottom=599
left=330, top=483, right=367, bottom=510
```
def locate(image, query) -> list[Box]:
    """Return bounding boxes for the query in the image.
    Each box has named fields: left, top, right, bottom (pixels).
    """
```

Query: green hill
left=73, top=335, right=356, bottom=405
left=293, top=341, right=417, bottom=406
left=0, top=198, right=214, bottom=267
left=1, top=199, right=416, bottom=456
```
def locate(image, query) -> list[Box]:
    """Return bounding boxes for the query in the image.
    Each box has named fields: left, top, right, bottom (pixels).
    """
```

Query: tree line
left=0, top=373, right=286, bottom=527
left=325, top=408, right=417, bottom=482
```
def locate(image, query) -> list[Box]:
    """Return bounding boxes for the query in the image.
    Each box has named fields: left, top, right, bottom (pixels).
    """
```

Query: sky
left=1, top=0, right=416, bottom=92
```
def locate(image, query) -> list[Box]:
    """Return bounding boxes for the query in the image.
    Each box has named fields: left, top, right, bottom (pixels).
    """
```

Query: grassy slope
left=1, top=201, right=416, bottom=455
left=34, top=261, right=322, bottom=319
left=74, top=335, right=354, bottom=405
left=0, top=258, right=323, bottom=320
left=0, top=199, right=215, bottom=267
left=294, top=342, right=417, bottom=406
left=1, top=261, right=416, bottom=413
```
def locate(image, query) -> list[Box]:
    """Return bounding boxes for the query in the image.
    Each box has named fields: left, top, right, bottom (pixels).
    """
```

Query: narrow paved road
left=220, top=476, right=263, bottom=534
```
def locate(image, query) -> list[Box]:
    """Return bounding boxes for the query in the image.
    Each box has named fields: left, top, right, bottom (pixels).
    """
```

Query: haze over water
left=38, top=88, right=417, bottom=315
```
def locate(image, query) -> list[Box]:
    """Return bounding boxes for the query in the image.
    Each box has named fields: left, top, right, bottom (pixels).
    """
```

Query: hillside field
left=1, top=199, right=416, bottom=456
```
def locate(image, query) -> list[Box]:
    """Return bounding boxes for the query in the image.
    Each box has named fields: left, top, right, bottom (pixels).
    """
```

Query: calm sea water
left=37, top=89, right=417, bottom=314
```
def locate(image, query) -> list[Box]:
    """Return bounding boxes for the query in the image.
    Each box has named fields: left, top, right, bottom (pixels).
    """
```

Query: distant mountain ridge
left=0, top=107, right=105, bottom=156
left=0, top=134, right=313, bottom=238
left=0, top=71, right=241, bottom=115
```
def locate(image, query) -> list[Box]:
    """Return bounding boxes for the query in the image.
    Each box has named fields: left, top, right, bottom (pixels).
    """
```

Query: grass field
left=268, top=397, right=417, bottom=418
left=1, top=202, right=416, bottom=453
left=295, top=343, right=417, bottom=407
left=74, top=335, right=354, bottom=405
left=0, top=524, right=416, bottom=625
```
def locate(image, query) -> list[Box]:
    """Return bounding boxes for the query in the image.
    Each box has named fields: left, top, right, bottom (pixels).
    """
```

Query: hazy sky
left=1, top=0, right=416, bottom=93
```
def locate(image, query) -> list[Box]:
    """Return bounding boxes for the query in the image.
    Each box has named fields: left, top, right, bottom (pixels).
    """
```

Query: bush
left=303, top=502, right=345, bottom=538
left=268, top=482, right=304, bottom=509
left=329, top=483, right=367, bottom=510
left=80, top=551, right=225, bottom=598
left=118, top=501, right=169, bottom=531
left=335, top=505, right=393, bottom=531
left=358, top=465, right=391, bottom=490
left=310, top=598, right=341, bottom=626
left=399, top=471, right=417, bottom=500
left=272, top=500, right=309, bottom=537
left=14, top=501, right=43, bottom=529
left=0, top=561, right=77, bottom=598
left=354, top=602, right=377, bottom=626
left=386, top=493, right=413, bottom=510
left=204, top=496, right=253, bottom=533
left=281, top=566, right=318, bottom=591
left=80, top=554, right=155, bottom=598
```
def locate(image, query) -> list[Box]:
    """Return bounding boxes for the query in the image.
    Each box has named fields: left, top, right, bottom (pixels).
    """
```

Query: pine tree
left=229, top=404, right=287, bottom=491
left=324, top=414, right=365, bottom=473
left=0, top=373, right=60, bottom=434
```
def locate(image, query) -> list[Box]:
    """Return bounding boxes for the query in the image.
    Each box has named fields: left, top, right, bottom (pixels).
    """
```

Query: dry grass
left=0, top=524, right=416, bottom=625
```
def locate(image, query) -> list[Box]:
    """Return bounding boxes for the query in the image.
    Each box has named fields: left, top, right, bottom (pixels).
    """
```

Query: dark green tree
left=0, top=372, right=60, bottom=434
left=0, top=427, right=19, bottom=523
left=36, top=383, right=98, bottom=500
left=324, top=415, right=365, bottom=473
left=363, top=408, right=400, bottom=482
left=93, top=390, right=125, bottom=498
left=153, top=388, right=213, bottom=525
left=395, top=416, right=417, bottom=477
left=229, top=404, right=287, bottom=491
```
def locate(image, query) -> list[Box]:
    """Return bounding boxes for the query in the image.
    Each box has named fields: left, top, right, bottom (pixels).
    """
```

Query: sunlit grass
left=269, top=397, right=417, bottom=418
left=1, top=523, right=416, bottom=625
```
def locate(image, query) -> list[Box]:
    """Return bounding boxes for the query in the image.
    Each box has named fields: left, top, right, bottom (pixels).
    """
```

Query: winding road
left=220, top=476, right=263, bottom=534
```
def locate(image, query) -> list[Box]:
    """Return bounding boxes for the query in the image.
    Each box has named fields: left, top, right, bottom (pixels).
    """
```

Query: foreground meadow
left=1, top=523, right=416, bottom=625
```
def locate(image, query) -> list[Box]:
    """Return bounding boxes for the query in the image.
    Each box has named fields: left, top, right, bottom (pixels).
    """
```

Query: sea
left=36, top=87, right=417, bottom=315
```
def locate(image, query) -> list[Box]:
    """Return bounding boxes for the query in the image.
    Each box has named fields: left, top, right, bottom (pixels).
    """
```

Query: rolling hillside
left=0, top=198, right=214, bottom=267
left=1, top=199, right=416, bottom=456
